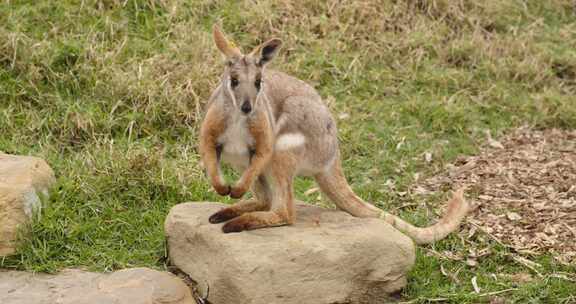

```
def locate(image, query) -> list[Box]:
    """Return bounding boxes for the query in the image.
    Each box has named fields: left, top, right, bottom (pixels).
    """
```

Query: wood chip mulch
left=417, top=127, right=576, bottom=264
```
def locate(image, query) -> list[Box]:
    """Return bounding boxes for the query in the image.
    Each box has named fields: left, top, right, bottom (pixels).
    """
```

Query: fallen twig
left=510, top=255, right=543, bottom=278
left=477, top=288, right=517, bottom=297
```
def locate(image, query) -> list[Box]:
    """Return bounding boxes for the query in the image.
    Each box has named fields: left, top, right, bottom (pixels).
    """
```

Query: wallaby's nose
left=241, top=100, right=252, bottom=114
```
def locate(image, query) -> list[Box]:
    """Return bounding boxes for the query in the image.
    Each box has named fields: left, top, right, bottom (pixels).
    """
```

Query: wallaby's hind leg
left=209, top=176, right=271, bottom=224
left=222, top=152, right=296, bottom=233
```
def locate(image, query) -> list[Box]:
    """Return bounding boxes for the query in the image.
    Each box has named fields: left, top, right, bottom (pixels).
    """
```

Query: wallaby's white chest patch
left=275, top=133, right=306, bottom=151
left=218, top=115, right=253, bottom=167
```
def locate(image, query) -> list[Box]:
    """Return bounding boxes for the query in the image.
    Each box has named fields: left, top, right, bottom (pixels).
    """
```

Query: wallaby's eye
left=230, top=77, right=239, bottom=88
left=255, top=79, right=262, bottom=90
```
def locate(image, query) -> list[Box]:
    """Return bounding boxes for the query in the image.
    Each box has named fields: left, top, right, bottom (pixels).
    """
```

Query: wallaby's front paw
left=209, top=208, right=238, bottom=224
left=222, top=218, right=250, bottom=233
left=229, top=185, right=247, bottom=199
left=213, top=184, right=231, bottom=196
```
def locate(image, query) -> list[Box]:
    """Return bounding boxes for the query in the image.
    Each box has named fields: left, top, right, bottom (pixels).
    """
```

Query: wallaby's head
left=213, top=25, right=282, bottom=115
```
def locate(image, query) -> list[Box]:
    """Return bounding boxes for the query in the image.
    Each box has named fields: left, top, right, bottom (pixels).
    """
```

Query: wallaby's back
left=262, top=70, right=340, bottom=176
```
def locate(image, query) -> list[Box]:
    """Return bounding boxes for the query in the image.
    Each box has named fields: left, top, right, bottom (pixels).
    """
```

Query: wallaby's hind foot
left=209, top=199, right=269, bottom=224
left=221, top=210, right=291, bottom=233
left=209, top=208, right=238, bottom=224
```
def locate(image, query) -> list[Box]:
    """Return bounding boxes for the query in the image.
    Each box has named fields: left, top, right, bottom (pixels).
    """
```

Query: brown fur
left=198, top=106, right=229, bottom=196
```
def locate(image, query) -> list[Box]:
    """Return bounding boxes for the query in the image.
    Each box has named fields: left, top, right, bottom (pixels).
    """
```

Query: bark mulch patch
left=417, top=127, right=576, bottom=265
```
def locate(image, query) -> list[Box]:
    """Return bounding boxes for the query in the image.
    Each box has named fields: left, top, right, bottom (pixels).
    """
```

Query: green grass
left=1, top=0, right=575, bottom=302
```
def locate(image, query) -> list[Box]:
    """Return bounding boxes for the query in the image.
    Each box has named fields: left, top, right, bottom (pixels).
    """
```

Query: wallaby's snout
left=241, top=99, right=252, bottom=114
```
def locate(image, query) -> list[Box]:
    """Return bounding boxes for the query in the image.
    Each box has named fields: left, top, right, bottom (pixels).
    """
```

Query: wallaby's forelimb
left=199, top=106, right=230, bottom=196
left=199, top=103, right=272, bottom=199
left=229, top=111, right=273, bottom=198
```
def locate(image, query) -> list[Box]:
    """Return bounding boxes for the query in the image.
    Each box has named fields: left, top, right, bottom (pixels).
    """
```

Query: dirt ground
left=417, top=127, right=576, bottom=264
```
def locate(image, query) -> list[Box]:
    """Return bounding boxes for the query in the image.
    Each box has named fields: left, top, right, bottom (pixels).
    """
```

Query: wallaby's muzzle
left=241, top=100, right=252, bottom=114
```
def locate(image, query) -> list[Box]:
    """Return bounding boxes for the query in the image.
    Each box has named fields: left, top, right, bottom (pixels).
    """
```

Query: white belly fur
left=218, top=116, right=253, bottom=169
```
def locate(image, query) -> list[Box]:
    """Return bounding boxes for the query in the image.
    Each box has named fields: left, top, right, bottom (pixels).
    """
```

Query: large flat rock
left=165, top=202, right=416, bottom=304
left=0, top=268, right=195, bottom=304
left=0, top=153, right=56, bottom=256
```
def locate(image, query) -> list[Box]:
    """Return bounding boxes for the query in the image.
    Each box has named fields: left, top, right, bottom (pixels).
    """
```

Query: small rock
left=0, top=268, right=194, bottom=304
left=165, top=202, right=416, bottom=304
left=478, top=195, right=493, bottom=201
left=466, top=258, right=478, bottom=267
left=338, top=112, right=350, bottom=120
left=506, top=212, right=522, bottom=221
left=0, top=153, right=56, bottom=256
left=485, top=130, right=504, bottom=149
left=424, top=152, right=433, bottom=163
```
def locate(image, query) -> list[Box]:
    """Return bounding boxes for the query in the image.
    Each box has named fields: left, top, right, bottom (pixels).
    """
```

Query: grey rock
left=165, top=202, right=416, bottom=304
left=0, top=268, right=195, bottom=304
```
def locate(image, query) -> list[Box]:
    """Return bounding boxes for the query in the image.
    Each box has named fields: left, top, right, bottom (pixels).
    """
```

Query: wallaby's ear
left=213, top=24, right=242, bottom=58
left=251, top=38, right=282, bottom=66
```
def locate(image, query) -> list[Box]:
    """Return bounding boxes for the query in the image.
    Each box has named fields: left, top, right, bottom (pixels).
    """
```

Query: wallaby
left=199, top=25, right=469, bottom=244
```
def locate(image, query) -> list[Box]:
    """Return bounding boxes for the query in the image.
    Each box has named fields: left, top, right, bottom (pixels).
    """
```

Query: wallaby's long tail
left=315, top=157, right=469, bottom=244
